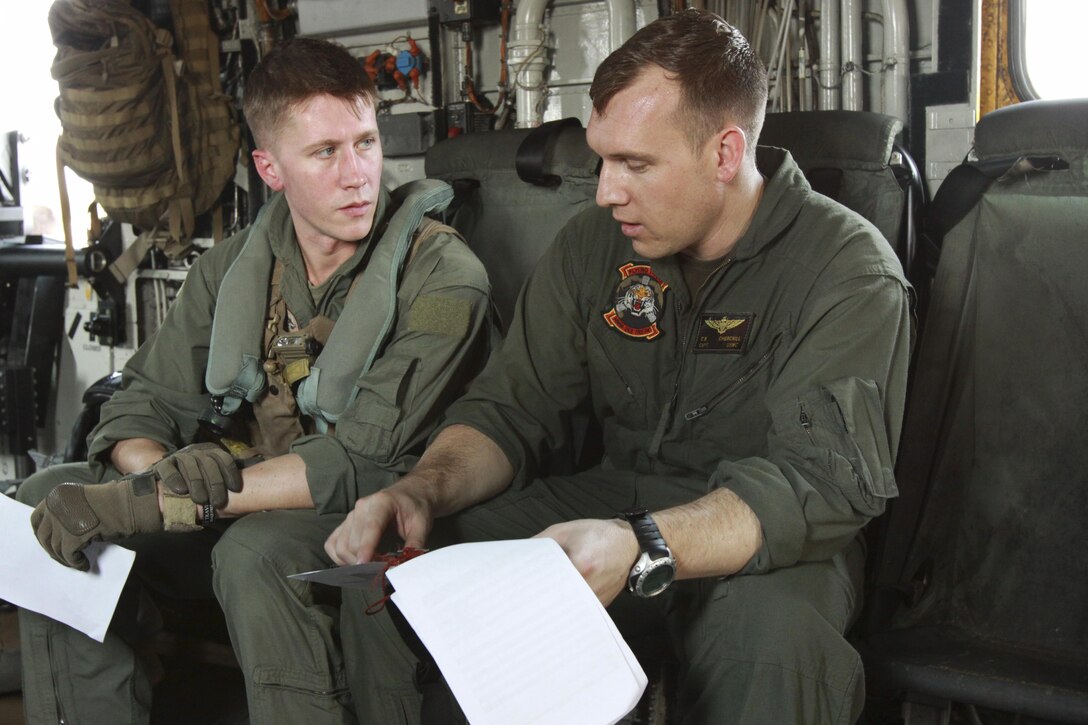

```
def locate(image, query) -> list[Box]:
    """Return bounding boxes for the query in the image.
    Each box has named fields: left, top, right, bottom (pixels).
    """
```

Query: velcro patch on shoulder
left=408, top=295, right=471, bottom=338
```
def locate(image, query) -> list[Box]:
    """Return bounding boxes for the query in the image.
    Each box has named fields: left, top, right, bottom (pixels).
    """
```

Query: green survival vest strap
left=204, top=193, right=282, bottom=415
left=205, top=178, right=456, bottom=426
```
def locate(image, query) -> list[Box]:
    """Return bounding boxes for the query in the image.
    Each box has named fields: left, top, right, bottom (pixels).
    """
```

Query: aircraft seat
left=860, top=98, right=1088, bottom=724
left=424, top=119, right=600, bottom=334
left=758, top=110, right=923, bottom=281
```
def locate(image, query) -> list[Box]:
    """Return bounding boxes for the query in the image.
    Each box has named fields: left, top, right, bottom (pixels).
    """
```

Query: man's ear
left=714, top=126, right=748, bottom=184
left=252, top=149, right=285, bottom=192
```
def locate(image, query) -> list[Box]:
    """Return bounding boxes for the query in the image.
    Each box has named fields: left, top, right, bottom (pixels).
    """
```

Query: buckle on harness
left=269, top=333, right=323, bottom=385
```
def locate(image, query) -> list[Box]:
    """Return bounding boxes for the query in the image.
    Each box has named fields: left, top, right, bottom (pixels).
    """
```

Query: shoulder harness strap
left=295, top=179, right=456, bottom=429
left=204, top=193, right=284, bottom=414
left=206, top=181, right=457, bottom=423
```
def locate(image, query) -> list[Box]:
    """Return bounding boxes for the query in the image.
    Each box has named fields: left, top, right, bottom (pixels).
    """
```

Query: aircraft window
left=1011, top=0, right=1088, bottom=100
left=2, top=3, right=96, bottom=238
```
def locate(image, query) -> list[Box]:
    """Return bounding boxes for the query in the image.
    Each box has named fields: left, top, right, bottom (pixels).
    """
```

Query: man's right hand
left=325, top=425, right=515, bottom=565
left=324, top=481, right=435, bottom=565
left=151, top=442, right=242, bottom=509
left=32, top=475, right=163, bottom=571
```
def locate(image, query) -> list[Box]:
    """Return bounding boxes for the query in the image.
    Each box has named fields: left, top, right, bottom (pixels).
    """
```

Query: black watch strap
left=617, top=508, right=669, bottom=558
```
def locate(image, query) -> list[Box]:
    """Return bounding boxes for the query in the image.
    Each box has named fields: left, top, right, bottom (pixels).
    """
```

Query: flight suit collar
left=259, top=187, right=392, bottom=323
left=645, top=149, right=808, bottom=310
left=731, top=147, right=810, bottom=262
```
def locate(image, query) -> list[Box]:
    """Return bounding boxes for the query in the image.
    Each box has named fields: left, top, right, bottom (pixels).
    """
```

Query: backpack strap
left=55, top=142, right=78, bottom=288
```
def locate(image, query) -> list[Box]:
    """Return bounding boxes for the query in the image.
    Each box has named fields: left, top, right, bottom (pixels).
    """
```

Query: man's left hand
left=31, top=476, right=164, bottom=571
left=152, top=442, right=241, bottom=508
left=535, top=518, right=640, bottom=606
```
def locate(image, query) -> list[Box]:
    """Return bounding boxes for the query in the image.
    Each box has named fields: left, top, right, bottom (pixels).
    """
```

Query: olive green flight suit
left=343, top=148, right=912, bottom=724
left=17, top=188, right=493, bottom=725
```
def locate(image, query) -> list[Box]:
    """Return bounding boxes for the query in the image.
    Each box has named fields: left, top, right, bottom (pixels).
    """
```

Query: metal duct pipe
left=608, top=0, right=637, bottom=52
left=841, top=0, right=863, bottom=110
left=881, top=0, right=910, bottom=123
left=509, top=0, right=552, bottom=128
left=510, top=0, right=637, bottom=128
left=767, top=0, right=796, bottom=112
left=818, top=0, right=840, bottom=110
left=798, top=22, right=812, bottom=111
left=731, top=0, right=753, bottom=40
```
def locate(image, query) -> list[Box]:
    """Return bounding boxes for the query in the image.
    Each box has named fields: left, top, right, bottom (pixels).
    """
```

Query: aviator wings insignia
left=704, top=316, right=746, bottom=334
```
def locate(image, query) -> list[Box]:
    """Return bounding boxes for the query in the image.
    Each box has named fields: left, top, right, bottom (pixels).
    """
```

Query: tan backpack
left=49, top=0, right=238, bottom=282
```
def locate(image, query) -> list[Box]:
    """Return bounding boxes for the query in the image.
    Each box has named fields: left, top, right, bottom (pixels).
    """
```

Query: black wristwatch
left=617, top=508, right=676, bottom=597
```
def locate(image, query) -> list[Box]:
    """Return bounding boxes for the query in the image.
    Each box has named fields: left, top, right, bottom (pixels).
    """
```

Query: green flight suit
left=17, top=187, right=493, bottom=725
left=343, top=148, right=912, bottom=724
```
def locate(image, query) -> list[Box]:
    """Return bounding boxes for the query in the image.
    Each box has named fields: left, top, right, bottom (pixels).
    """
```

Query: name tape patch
left=694, top=313, right=754, bottom=353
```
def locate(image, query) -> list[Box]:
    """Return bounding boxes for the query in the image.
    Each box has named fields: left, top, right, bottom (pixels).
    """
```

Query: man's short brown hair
left=243, top=38, right=377, bottom=148
left=589, top=9, right=768, bottom=155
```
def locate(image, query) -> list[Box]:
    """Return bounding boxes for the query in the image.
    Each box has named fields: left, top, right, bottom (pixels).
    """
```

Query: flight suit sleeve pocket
left=335, top=389, right=403, bottom=460
left=778, top=378, right=899, bottom=516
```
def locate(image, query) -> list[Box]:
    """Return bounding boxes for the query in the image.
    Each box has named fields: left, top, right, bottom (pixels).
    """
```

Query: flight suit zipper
left=46, top=633, right=68, bottom=724
left=799, top=401, right=816, bottom=445
left=648, top=257, right=734, bottom=457
left=682, top=334, right=782, bottom=421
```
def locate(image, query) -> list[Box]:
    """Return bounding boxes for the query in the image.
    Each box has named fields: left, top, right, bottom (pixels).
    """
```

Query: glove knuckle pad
left=46, top=483, right=100, bottom=536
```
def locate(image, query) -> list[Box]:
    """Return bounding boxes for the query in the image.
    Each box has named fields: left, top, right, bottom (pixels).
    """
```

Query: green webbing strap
left=108, top=227, right=158, bottom=284
left=296, top=178, right=454, bottom=427
left=925, top=154, right=1066, bottom=247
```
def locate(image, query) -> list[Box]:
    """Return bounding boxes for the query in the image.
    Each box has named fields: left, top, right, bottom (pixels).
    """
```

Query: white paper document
left=0, top=493, right=135, bottom=642
left=385, top=538, right=647, bottom=725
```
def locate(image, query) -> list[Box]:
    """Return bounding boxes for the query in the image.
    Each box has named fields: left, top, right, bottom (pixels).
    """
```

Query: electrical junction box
left=436, top=0, right=501, bottom=26
left=444, top=102, right=494, bottom=136
left=377, top=112, right=439, bottom=157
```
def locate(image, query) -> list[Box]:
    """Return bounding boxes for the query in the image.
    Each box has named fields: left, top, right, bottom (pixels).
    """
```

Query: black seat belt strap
left=515, top=117, right=584, bottom=187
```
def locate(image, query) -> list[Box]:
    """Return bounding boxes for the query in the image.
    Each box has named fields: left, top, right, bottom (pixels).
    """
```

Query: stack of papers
left=296, top=538, right=647, bottom=725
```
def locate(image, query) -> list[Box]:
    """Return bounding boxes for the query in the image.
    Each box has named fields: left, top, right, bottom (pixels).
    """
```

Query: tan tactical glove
left=31, top=474, right=163, bottom=571
left=151, top=442, right=242, bottom=509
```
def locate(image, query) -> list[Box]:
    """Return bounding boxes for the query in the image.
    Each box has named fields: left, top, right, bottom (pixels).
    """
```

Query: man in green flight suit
left=18, top=38, right=492, bottom=724
left=326, top=10, right=912, bottom=724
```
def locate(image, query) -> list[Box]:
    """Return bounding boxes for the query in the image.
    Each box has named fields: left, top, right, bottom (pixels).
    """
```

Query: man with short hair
left=328, top=10, right=911, bottom=723
left=19, top=38, right=492, bottom=724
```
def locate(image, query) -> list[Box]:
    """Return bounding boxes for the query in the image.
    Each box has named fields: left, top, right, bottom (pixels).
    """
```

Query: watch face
left=635, top=557, right=676, bottom=597
left=641, top=565, right=674, bottom=595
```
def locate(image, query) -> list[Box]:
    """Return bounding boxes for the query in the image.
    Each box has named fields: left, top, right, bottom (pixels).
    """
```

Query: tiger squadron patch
left=603, top=263, right=669, bottom=340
